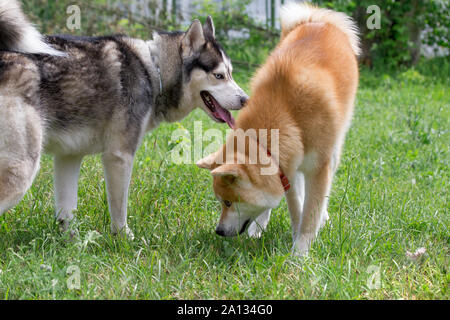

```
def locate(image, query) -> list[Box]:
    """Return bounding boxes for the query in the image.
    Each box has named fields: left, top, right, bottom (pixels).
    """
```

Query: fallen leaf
left=406, top=247, right=426, bottom=261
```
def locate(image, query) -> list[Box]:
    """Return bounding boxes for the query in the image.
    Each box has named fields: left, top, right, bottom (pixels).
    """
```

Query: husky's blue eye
left=223, top=200, right=232, bottom=207
left=214, top=73, right=225, bottom=80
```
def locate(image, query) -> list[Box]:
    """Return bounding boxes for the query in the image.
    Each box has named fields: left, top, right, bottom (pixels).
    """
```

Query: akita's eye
left=214, top=73, right=225, bottom=80
left=223, top=200, right=232, bottom=208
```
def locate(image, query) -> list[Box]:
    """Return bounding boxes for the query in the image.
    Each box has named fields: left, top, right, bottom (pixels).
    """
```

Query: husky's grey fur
left=0, top=0, right=247, bottom=238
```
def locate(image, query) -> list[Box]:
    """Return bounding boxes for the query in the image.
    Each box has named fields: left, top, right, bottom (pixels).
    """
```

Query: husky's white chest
left=44, top=127, right=105, bottom=156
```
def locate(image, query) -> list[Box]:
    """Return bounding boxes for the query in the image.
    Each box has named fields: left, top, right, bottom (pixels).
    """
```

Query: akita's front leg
left=247, top=209, right=271, bottom=238
left=54, top=154, right=83, bottom=232
left=102, top=151, right=135, bottom=240
left=286, top=172, right=305, bottom=251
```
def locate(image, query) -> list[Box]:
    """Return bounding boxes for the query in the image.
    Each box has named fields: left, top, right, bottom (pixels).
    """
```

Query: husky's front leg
left=102, top=151, right=135, bottom=240
left=54, top=155, right=83, bottom=232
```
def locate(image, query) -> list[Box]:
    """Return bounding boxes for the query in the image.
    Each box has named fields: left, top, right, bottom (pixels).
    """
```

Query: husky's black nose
left=240, top=96, right=248, bottom=107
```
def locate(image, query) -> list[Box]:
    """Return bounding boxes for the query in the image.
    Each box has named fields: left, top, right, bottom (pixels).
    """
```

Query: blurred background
left=23, top=0, right=449, bottom=74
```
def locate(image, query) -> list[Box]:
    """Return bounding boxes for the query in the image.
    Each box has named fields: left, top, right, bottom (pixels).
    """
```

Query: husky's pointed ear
left=203, top=16, right=215, bottom=40
left=196, top=152, right=218, bottom=170
left=182, top=19, right=205, bottom=59
left=211, top=165, right=241, bottom=185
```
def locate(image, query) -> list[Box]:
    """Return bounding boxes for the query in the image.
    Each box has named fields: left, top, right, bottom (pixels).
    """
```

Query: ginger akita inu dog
left=197, top=3, right=360, bottom=255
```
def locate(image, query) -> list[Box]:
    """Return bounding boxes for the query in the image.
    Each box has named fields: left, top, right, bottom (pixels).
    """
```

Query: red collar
left=256, top=137, right=291, bottom=193
left=227, top=123, right=290, bottom=193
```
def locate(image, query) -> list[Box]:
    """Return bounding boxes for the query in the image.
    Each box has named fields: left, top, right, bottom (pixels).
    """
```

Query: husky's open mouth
left=200, top=91, right=235, bottom=128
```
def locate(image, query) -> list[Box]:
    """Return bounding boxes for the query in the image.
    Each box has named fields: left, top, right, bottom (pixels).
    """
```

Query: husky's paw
left=111, top=224, right=135, bottom=241
left=58, top=219, right=79, bottom=241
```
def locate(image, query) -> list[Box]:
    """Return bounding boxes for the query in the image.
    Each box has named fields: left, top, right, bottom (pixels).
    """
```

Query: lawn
left=0, top=59, right=448, bottom=299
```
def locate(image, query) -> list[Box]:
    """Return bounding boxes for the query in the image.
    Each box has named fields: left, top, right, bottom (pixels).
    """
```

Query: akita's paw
left=293, top=248, right=309, bottom=258
left=247, top=222, right=263, bottom=238
left=247, top=209, right=271, bottom=238
left=319, top=210, right=329, bottom=229
left=292, top=243, right=309, bottom=258
left=292, top=234, right=313, bottom=257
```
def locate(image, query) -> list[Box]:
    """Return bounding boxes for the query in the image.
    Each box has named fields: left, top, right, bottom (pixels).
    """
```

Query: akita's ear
left=196, top=152, right=218, bottom=170
left=211, top=165, right=244, bottom=185
left=182, top=19, right=205, bottom=58
left=203, top=16, right=215, bottom=40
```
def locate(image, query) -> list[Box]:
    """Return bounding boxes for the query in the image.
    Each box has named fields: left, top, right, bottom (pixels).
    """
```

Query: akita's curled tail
left=0, top=0, right=63, bottom=55
left=280, top=2, right=360, bottom=56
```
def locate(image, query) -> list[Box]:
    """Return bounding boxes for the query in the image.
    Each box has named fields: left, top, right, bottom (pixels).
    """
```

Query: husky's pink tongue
left=200, top=91, right=236, bottom=129
left=214, top=107, right=235, bottom=129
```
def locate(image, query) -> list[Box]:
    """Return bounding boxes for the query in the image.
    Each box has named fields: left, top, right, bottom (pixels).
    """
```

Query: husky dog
left=197, top=3, right=359, bottom=256
left=0, top=0, right=248, bottom=238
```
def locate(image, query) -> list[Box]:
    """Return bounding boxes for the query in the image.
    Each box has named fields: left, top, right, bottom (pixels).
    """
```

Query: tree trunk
left=353, top=5, right=372, bottom=66
left=270, top=0, right=275, bottom=30
left=407, top=0, right=423, bottom=66
left=172, top=0, right=177, bottom=24
left=160, top=0, right=168, bottom=23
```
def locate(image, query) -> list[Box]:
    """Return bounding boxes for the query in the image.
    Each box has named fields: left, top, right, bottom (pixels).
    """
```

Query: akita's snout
left=215, top=219, right=250, bottom=237
left=214, top=198, right=254, bottom=237
left=214, top=197, right=267, bottom=238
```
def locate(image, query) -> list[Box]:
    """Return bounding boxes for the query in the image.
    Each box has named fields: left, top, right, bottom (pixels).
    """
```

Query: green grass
left=0, top=60, right=448, bottom=299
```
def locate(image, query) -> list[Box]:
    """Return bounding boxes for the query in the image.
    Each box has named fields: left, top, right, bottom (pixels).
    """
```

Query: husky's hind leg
left=0, top=97, right=43, bottom=215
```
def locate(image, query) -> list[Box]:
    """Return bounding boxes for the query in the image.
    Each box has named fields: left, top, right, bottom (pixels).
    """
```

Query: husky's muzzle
left=200, top=91, right=247, bottom=128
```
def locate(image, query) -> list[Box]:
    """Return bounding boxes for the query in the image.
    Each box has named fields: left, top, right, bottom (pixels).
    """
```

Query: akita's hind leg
left=0, top=98, right=43, bottom=215
left=293, top=162, right=333, bottom=256
left=318, top=141, right=344, bottom=230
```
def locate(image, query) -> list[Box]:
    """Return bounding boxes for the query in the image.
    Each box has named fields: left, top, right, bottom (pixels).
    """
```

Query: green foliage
left=422, top=0, right=450, bottom=50
left=313, top=0, right=449, bottom=69
left=22, top=0, right=161, bottom=39
left=359, top=55, right=449, bottom=89
left=21, top=0, right=274, bottom=68
left=21, top=0, right=448, bottom=69
left=192, top=0, right=276, bottom=68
